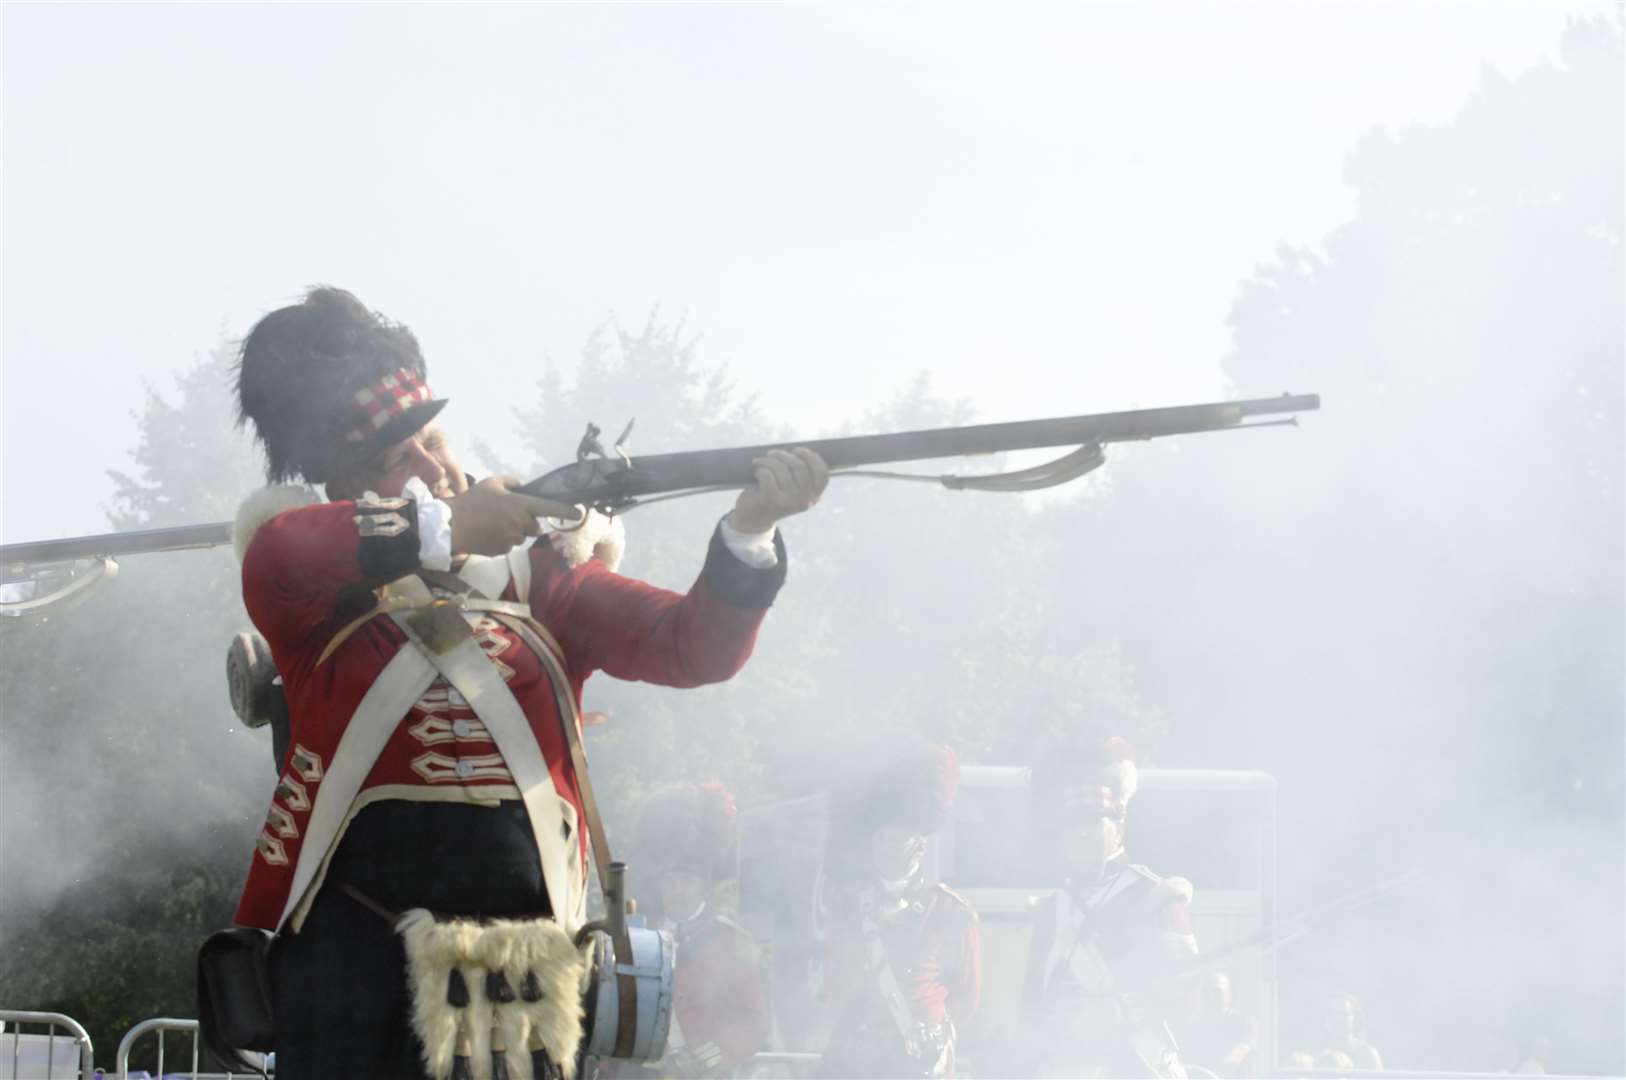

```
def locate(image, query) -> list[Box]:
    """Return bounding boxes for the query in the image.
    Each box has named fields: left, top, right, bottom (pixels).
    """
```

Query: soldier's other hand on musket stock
left=445, top=475, right=583, bottom=557
left=727, top=447, right=830, bottom=534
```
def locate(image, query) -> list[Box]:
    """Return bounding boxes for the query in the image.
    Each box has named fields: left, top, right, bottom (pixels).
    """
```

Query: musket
left=521, top=392, right=1321, bottom=512
left=1, top=392, right=1320, bottom=602
left=1, top=521, right=233, bottom=573
left=0, top=522, right=233, bottom=614
left=1181, top=866, right=1424, bottom=976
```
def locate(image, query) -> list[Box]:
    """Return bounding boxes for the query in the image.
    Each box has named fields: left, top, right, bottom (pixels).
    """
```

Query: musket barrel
left=523, top=393, right=1320, bottom=505
left=1, top=521, right=234, bottom=570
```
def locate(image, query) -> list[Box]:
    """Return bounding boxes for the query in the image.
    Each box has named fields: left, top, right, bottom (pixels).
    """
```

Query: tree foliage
left=0, top=347, right=269, bottom=1064
left=1032, top=18, right=1622, bottom=1070
left=0, top=20, right=1618, bottom=1072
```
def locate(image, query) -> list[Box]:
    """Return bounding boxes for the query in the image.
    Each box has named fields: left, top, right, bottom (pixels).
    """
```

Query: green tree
left=1028, top=18, right=1622, bottom=1072
left=0, top=345, right=269, bottom=1066
left=515, top=311, right=766, bottom=473
left=509, top=322, right=1160, bottom=852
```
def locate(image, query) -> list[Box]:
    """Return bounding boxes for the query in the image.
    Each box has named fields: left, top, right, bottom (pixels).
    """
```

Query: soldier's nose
left=409, top=443, right=447, bottom=490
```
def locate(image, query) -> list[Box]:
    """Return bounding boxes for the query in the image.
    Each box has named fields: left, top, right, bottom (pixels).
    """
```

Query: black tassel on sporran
left=487, top=970, right=517, bottom=1080
left=447, top=967, right=474, bottom=1080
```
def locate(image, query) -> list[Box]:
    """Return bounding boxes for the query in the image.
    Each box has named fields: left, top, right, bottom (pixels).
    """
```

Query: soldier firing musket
left=202, top=286, right=829, bottom=1080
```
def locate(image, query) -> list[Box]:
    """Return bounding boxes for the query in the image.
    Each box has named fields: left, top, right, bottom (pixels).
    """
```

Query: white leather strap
left=277, top=646, right=439, bottom=931
left=389, top=578, right=583, bottom=929
left=858, top=887, right=923, bottom=1044
left=284, top=554, right=577, bottom=933
left=507, top=545, right=532, bottom=603
left=457, top=551, right=511, bottom=600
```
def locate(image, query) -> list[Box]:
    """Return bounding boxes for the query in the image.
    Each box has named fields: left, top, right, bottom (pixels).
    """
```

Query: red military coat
left=236, top=494, right=781, bottom=931
left=819, top=882, right=981, bottom=1029
left=666, top=909, right=771, bottom=1075
left=815, top=879, right=981, bottom=1077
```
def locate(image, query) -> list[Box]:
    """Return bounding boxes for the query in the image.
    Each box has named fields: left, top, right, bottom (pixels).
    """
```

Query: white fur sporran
left=397, top=909, right=588, bottom=1080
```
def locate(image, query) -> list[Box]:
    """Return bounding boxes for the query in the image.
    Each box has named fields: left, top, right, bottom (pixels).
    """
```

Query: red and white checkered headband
left=340, top=367, right=435, bottom=445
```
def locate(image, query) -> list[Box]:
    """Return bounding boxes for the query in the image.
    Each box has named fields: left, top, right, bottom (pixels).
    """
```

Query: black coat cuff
left=353, top=495, right=421, bottom=581
left=700, top=522, right=787, bottom=610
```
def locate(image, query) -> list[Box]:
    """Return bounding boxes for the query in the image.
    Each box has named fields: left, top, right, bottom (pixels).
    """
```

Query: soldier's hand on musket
left=446, top=475, right=583, bottom=556
left=728, top=448, right=829, bottom=533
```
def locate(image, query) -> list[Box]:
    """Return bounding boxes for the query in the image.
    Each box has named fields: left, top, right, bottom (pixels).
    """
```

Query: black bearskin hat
left=235, top=287, right=447, bottom=483
left=856, top=741, right=961, bottom=836
left=632, top=782, right=739, bottom=881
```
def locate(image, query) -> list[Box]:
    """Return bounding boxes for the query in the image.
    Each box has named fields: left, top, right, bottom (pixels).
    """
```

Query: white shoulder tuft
left=548, top=510, right=626, bottom=573
left=233, top=485, right=320, bottom=563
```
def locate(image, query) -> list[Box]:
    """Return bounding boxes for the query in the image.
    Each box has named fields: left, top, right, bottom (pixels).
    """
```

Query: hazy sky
left=1, top=1, right=1610, bottom=540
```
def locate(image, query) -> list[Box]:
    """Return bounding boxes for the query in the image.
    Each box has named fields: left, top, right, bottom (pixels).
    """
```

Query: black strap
left=340, top=882, right=401, bottom=924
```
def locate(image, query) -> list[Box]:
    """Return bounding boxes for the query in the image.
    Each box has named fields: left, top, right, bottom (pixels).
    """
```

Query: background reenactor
left=630, top=782, right=770, bottom=1078
left=812, top=742, right=981, bottom=1078
left=1181, top=971, right=1259, bottom=1078
left=1020, top=737, right=1198, bottom=1078
left=1307, top=992, right=1383, bottom=1071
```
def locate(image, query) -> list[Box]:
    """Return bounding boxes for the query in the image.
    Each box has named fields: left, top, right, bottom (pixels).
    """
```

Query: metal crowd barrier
left=0, top=1010, right=95, bottom=1080
left=115, top=1017, right=202, bottom=1079
left=1280, top=1070, right=1609, bottom=1079
left=113, top=1017, right=272, bottom=1080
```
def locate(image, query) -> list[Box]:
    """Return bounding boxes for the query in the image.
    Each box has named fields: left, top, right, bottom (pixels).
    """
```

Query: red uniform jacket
left=236, top=496, right=782, bottom=930
left=820, top=882, right=981, bottom=1030
left=670, top=911, right=771, bottom=1073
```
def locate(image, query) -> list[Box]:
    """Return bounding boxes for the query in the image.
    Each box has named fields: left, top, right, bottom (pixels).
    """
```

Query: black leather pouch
left=196, top=927, right=275, bottom=1075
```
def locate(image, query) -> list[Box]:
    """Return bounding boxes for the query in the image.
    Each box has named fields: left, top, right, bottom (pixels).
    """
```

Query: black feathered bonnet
left=235, top=287, right=447, bottom=483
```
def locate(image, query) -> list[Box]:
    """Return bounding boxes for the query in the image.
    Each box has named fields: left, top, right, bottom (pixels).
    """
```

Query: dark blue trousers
left=270, top=800, right=551, bottom=1079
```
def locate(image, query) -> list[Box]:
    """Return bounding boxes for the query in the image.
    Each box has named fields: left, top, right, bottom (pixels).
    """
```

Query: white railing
left=0, top=1010, right=94, bottom=1080
left=114, top=1018, right=270, bottom=1080
left=116, top=1018, right=202, bottom=1079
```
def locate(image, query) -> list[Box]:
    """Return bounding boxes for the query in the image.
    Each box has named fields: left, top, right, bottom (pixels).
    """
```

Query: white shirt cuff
left=403, top=477, right=453, bottom=571
left=717, top=516, right=779, bottom=569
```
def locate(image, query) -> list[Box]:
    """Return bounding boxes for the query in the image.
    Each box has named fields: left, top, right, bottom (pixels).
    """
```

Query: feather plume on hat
left=1033, top=735, right=1142, bottom=821
left=1101, top=735, right=1139, bottom=809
